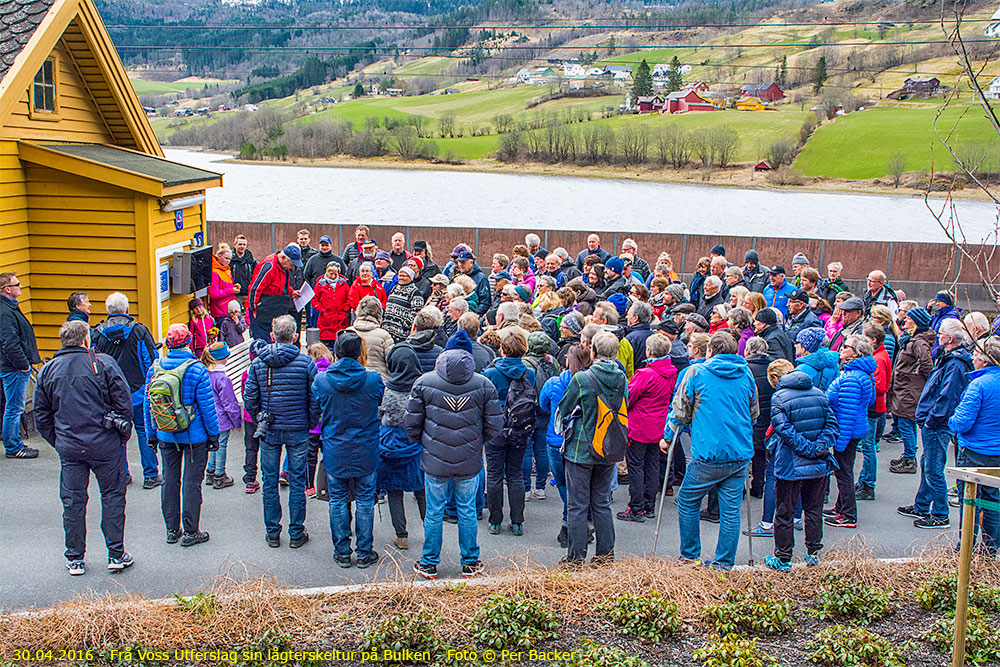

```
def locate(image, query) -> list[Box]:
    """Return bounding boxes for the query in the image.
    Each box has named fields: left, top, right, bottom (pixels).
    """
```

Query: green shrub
left=469, top=593, right=559, bottom=649
left=813, top=574, right=894, bottom=622
left=560, top=639, right=651, bottom=667
left=599, top=591, right=683, bottom=641
left=807, top=625, right=913, bottom=666
left=915, top=573, right=1000, bottom=613
left=361, top=610, right=450, bottom=664
left=701, top=587, right=794, bottom=636
left=692, top=634, right=779, bottom=667
left=920, top=607, right=1000, bottom=664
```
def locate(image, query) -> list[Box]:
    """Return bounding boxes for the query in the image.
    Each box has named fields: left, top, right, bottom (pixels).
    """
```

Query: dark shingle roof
left=0, top=0, right=56, bottom=84
left=43, top=143, right=221, bottom=186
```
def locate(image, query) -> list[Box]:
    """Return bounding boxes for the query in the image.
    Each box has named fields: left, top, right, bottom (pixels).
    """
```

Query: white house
left=563, top=63, right=585, bottom=77
left=516, top=68, right=532, bottom=82
left=987, top=74, right=1000, bottom=99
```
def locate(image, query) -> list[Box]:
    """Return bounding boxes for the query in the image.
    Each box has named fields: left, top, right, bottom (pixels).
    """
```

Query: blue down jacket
left=949, top=366, right=1000, bottom=456
left=916, top=346, right=974, bottom=430
left=796, top=348, right=840, bottom=392
left=314, top=356, right=384, bottom=478
left=826, top=355, right=876, bottom=452
left=144, top=348, right=220, bottom=446
left=244, top=343, right=319, bottom=433
left=769, top=371, right=839, bottom=481
left=539, top=369, right=572, bottom=449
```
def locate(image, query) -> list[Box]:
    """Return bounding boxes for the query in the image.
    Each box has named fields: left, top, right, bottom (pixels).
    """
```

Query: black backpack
left=503, top=373, right=538, bottom=447
left=526, top=354, right=560, bottom=416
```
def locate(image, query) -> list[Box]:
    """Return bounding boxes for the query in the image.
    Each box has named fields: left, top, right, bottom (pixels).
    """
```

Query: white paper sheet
left=293, top=282, right=314, bottom=311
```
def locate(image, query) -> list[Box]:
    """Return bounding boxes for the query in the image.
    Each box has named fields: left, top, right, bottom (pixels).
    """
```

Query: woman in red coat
left=314, top=261, right=351, bottom=347
left=349, top=262, right=388, bottom=311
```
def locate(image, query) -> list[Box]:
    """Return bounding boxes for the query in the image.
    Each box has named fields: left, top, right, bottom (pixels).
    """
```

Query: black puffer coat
left=385, top=329, right=442, bottom=393
left=746, top=354, right=776, bottom=452
left=405, top=349, right=502, bottom=479
left=244, top=343, right=319, bottom=432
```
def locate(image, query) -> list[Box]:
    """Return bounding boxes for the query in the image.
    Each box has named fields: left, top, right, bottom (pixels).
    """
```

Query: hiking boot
left=764, top=555, right=791, bottom=573
left=510, top=523, right=524, bottom=536
left=413, top=561, right=437, bottom=579
left=278, top=472, right=289, bottom=487
left=305, top=487, right=316, bottom=498
left=591, top=553, right=615, bottom=567
left=883, top=431, right=902, bottom=443
left=489, top=523, right=501, bottom=535
left=143, top=475, right=163, bottom=489
left=443, top=514, right=459, bottom=525
left=743, top=522, right=773, bottom=537
left=5, top=446, right=38, bottom=459
left=266, top=533, right=281, bottom=548
left=204, top=473, right=216, bottom=486
left=532, top=488, right=546, bottom=500
left=557, top=526, right=568, bottom=548
left=462, top=561, right=483, bottom=578
left=897, top=505, right=929, bottom=519
left=822, top=507, right=839, bottom=518
left=357, top=551, right=379, bottom=568
left=108, top=553, right=134, bottom=572
left=890, top=458, right=917, bottom=474
left=181, top=531, right=210, bottom=547
left=245, top=480, right=260, bottom=494
left=700, top=509, right=720, bottom=523
left=166, top=528, right=181, bottom=544
left=856, top=484, right=875, bottom=501
left=335, top=555, right=352, bottom=568
left=66, top=560, right=85, bottom=576
left=804, top=553, right=820, bottom=567
left=914, top=515, right=951, bottom=530
left=640, top=509, right=657, bottom=519
left=617, top=508, right=645, bottom=522
left=213, top=474, right=234, bottom=489
left=558, top=556, right=585, bottom=570
left=290, top=532, right=310, bottom=549
left=824, top=514, right=857, bottom=529
left=393, top=536, right=409, bottom=550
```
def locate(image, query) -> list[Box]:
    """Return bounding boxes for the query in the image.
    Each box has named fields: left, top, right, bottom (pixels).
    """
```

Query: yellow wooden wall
left=0, top=141, right=30, bottom=313
left=151, top=201, right=208, bottom=338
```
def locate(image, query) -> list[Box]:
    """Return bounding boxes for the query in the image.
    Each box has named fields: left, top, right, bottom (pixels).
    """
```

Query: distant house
left=563, top=63, right=585, bottom=77
left=605, top=64, right=633, bottom=75
left=987, top=75, right=1000, bottom=99
left=443, top=88, right=461, bottom=95
left=663, top=89, right=715, bottom=114
left=612, top=71, right=633, bottom=87
left=636, top=95, right=665, bottom=112
left=525, top=67, right=557, bottom=84
left=685, top=81, right=710, bottom=93
left=701, top=90, right=729, bottom=109
left=736, top=95, right=765, bottom=111
left=740, top=82, right=783, bottom=102
left=754, top=161, right=771, bottom=171
left=516, top=68, right=532, bottom=82
left=903, top=76, right=940, bottom=95
left=385, top=88, right=404, bottom=97
left=679, top=64, right=693, bottom=74
left=652, top=63, right=670, bottom=77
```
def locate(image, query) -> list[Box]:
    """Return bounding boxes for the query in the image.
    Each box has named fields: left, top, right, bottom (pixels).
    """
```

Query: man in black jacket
left=230, top=235, right=257, bottom=295
left=406, top=330, right=503, bottom=579
left=753, top=308, right=795, bottom=362
left=303, top=235, right=347, bottom=289
left=34, top=320, right=134, bottom=575
left=742, top=250, right=769, bottom=294
left=0, top=272, right=40, bottom=459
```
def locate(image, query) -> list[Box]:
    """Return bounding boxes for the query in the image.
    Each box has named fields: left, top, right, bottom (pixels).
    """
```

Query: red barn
left=636, top=95, right=664, bottom=112
left=754, top=161, right=771, bottom=171
left=739, top=82, right=784, bottom=102
left=663, top=90, right=715, bottom=114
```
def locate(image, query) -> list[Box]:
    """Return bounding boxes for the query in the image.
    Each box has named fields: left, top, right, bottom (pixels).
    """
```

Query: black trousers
left=626, top=441, right=661, bottom=513
left=60, top=447, right=127, bottom=561
left=832, top=439, right=859, bottom=523
left=565, top=460, right=615, bottom=563
left=750, top=433, right=768, bottom=497
left=388, top=489, right=427, bottom=537
left=243, top=423, right=260, bottom=484
left=774, top=476, right=825, bottom=561
left=160, top=442, right=208, bottom=534
left=486, top=440, right=527, bottom=525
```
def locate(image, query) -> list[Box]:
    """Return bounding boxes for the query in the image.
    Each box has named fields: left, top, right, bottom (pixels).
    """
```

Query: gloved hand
left=206, top=437, right=219, bottom=452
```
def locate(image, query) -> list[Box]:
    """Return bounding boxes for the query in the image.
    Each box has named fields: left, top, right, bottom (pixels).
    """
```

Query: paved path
left=0, top=432, right=956, bottom=611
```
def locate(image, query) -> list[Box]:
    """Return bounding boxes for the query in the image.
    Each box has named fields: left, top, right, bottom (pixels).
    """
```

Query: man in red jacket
left=247, top=244, right=302, bottom=341
left=856, top=322, right=893, bottom=500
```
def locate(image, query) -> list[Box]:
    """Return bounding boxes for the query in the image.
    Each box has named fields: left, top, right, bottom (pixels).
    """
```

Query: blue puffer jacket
left=826, top=355, right=876, bottom=452
left=143, top=348, right=220, bottom=445
left=769, top=371, right=839, bottom=480
left=539, top=370, right=572, bottom=449
left=377, top=429, right=424, bottom=492
left=796, top=348, right=840, bottom=392
left=483, top=356, right=535, bottom=406
left=783, top=310, right=822, bottom=343
left=763, top=279, right=797, bottom=316
left=949, top=366, right=1000, bottom=456
left=244, top=343, right=319, bottom=433
left=314, top=356, right=384, bottom=478
left=916, top=346, right=974, bottom=430
left=930, top=305, right=961, bottom=357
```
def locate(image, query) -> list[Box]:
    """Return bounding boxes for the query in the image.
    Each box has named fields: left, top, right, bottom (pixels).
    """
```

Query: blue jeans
left=1, top=370, right=30, bottom=454
left=207, top=429, right=230, bottom=476
left=422, top=474, right=480, bottom=567
left=131, top=402, right=159, bottom=478
left=956, top=447, right=1000, bottom=557
left=858, top=413, right=886, bottom=488
left=914, top=427, right=951, bottom=517
left=329, top=470, right=377, bottom=558
left=897, top=416, right=918, bottom=461
left=677, top=458, right=750, bottom=568
left=260, top=430, right=309, bottom=539
left=548, top=447, right=568, bottom=526
left=445, top=469, right=485, bottom=516
left=522, top=420, right=549, bottom=491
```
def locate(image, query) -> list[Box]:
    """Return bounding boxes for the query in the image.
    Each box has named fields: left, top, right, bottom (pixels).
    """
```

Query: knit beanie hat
left=410, top=256, right=423, bottom=271
left=605, top=257, right=625, bottom=275
left=796, top=327, right=825, bottom=353
left=934, top=291, right=954, bottom=306
left=334, top=330, right=364, bottom=360
left=710, top=244, right=726, bottom=256
left=665, top=284, right=685, bottom=302
left=754, top=308, right=778, bottom=327
left=608, top=292, right=629, bottom=317
left=527, top=331, right=551, bottom=357
left=792, top=252, right=809, bottom=265
left=445, top=329, right=473, bottom=355
left=744, top=249, right=759, bottom=264
left=562, top=311, right=585, bottom=335
left=906, top=306, right=932, bottom=328
left=514, top=286, right=532, bottom=303
left=165, top=323, right=192, bottom=349
left=208, top=343, right=231, bottom=361
left=399, top=266, right=415, bottom=281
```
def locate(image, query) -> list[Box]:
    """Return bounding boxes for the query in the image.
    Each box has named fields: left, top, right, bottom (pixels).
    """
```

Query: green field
left=793, top=104, right=1000, bottom=179
left=129, top=78, right=238, bottom=96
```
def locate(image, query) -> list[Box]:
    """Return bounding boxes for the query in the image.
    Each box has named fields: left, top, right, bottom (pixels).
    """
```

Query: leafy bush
left=560, top=639, right=651, bottom=667
left=701, top=587, right=794, bottom=636
left=766, top=166, right=807, bottom=186
left=361, top=610, right=450, bottom=664
left=813, top=574, right=894, bottom=622
left=807, top=625, right=913, bottom=666
left=599, top=591, right=683, bottom=641
left=916, top=573, right=1000, bottom=613
left=920, top=607, right=1000, bottom=665
left=692, top=634, right=779, bottom=667
left=469, top=593, right=559, bottom=649
left=173, top=591, right=217, bottom=616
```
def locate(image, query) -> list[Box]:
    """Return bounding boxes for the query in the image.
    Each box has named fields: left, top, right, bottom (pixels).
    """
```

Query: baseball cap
left=319, top=235, right=332, bottom=244
left=282, top=244, right=303, bottom=268
left=456, top=250, right=475, bottom=261
left=790, top=289, right=810, bottom=303
left=494, top=270, right=512, bottom=281
left=771, top=265, right=786, bottom=275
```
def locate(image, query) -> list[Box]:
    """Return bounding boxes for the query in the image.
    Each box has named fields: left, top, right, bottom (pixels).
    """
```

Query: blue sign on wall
left=194, top=231, right=204, bottom=247
left=174, top=210, right=183, bottom=231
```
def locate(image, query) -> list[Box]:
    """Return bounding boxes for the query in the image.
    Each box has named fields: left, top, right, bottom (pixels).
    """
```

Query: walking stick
left=652, top=428, right=682, bottom=555
left=743, top=467, right=755, bottom=566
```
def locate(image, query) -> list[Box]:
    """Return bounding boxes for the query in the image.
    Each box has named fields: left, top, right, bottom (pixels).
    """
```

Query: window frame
left=29, top=56, right=60, bottom=120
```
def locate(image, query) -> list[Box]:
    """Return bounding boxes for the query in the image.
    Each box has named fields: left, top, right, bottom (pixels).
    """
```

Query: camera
left=253, top=412, right=273, bottom=440
left=103, top=411, right=132, bottom=439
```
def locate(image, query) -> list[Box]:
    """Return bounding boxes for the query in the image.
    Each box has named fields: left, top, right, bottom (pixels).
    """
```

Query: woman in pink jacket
left=209, top=244, right=240, bottom=322
left=618, top=334, right=678, bottom=522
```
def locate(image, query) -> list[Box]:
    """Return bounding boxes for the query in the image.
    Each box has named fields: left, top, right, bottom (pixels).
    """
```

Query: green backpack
left=147, top=359, right=198, bottom=433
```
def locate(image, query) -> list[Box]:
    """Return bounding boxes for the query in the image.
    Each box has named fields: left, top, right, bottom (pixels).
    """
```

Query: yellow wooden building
left=0, top=0, right=221, bottom=357
left=736, top=95, right=765, bottom=111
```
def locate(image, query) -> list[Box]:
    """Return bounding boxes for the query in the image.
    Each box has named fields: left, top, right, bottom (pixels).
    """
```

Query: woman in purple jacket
left=202, top=343, right=242, bottom=489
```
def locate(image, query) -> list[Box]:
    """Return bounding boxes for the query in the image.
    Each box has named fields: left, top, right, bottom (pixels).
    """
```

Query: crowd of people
left=3, top=225, right=1000, bottom=577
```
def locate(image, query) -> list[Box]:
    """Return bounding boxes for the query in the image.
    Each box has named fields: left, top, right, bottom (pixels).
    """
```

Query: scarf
left=212, top=255, right=232, bottom=285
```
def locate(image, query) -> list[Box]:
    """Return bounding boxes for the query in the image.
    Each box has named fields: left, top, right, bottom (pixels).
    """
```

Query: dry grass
left=3, top=543, right=999, bottom=653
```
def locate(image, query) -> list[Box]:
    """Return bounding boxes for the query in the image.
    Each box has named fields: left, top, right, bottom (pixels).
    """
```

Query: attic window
left=33, top=60, right=56, bottom=113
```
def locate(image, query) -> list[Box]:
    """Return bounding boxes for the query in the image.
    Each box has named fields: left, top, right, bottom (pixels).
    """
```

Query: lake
left=166, top=149, right=999, bottom=244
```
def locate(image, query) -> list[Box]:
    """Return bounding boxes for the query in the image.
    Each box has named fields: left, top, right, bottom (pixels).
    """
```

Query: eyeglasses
left=4, top=282, right=20, bottom=289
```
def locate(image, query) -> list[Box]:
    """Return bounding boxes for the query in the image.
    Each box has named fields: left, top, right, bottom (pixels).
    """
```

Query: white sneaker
left=532, top=488, right=546, bottom=500
left=67, top=560, right=85, bottom=576
left=525, top=491, right=533, bottom=502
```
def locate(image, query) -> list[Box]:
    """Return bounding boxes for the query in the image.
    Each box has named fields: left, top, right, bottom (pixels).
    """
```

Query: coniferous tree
left=812, top=56, right=827, bottom=93
left=667, top=55, right=684, bottom=92
left=632, top=59, right=653, bottom=97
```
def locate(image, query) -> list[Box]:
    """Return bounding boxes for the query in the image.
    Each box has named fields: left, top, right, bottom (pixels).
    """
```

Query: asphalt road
left=0, top=431, right=957, bottom=611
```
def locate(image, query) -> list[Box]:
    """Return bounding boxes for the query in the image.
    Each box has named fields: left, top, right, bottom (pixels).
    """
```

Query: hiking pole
left=652, top=428, right=681, bottom=556
left=743, top=467, right=755, bottom=567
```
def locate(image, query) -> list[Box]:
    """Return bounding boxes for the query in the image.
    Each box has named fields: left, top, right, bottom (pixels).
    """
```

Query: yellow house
left=736, top=95, right=765, bottom=111
left=0, top=0, right=222, bottom=356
